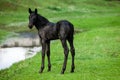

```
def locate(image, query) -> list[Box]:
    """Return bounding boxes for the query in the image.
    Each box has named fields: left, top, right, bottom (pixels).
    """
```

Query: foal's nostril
left=28, top=24, right=33, bottom=29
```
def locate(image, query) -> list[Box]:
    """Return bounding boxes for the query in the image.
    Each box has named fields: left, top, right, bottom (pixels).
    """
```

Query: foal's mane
left=36, top=14, right=49, bottom=26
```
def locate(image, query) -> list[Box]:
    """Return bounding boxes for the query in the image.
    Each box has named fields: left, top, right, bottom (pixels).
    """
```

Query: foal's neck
left=35, top=14, right=49, bottom=30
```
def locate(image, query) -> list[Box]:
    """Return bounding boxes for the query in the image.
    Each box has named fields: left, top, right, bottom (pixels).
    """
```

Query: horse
left=28, top=8, right=75, bottom=74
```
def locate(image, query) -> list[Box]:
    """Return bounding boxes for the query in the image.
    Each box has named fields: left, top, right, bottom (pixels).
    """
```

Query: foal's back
left=39, top=20, right=74, bottom=40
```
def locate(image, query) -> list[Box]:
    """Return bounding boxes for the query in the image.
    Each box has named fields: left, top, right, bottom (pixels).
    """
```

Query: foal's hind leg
left=60, top=39, right=69, bottom=74
left=68, top=38, right=75, bottom=73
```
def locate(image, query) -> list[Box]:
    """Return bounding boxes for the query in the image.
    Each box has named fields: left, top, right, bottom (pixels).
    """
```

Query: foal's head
left=28, top=8, right=38, bottom=29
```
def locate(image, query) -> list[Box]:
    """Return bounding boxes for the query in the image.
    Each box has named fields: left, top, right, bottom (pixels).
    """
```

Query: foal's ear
left=28, top=8, right=32, bottom=14
left=35, top=8, right=37, bottom=14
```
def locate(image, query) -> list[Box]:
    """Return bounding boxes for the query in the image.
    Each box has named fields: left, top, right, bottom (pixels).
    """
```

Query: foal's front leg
left=46, top=41, right=51, bottom=72
left=39, top=40, right=46, bottom=73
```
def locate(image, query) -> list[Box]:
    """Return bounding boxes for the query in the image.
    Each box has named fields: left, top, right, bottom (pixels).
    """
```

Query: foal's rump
left=56, top=20, right=74, bottom=39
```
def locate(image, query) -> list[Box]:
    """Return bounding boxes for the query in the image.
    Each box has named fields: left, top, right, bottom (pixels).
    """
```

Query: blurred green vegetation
left=0, top=0, right=120, bottom=80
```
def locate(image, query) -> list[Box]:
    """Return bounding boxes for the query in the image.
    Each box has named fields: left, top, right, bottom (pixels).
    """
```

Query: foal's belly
left=46, top=34, right=59, bottom=40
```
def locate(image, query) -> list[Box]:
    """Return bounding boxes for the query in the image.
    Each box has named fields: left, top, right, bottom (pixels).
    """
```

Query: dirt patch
left=0, top=32, right=40, bottom=48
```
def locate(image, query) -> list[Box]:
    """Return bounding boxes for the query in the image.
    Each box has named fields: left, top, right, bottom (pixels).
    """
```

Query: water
left=0, top=32, right=42, bottom=70
left=0, top=47, right=41, bottom=70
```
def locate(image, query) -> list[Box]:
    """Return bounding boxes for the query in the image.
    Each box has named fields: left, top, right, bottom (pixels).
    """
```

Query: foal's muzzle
left=28, top=24, right=33, bottom=29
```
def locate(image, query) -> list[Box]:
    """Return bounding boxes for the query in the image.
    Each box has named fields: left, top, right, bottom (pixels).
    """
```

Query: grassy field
left=0, top=0, right=120, bottom=80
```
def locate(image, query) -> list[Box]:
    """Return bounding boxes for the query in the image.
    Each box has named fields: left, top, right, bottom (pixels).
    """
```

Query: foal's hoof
left=70, top=67, right=75, bottom=73
left=39, top=70, right=43, bottom=73
left=39, top=71, right=42, bottom=73
left=70, top=70, right=74, bottom=73
left=61, top=71, right=64, bottom=74
left=47, top=69, right=51, bottom=72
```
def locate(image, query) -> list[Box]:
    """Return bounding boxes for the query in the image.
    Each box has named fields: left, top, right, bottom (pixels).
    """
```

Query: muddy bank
left=0, top=32, right=40, bottom=48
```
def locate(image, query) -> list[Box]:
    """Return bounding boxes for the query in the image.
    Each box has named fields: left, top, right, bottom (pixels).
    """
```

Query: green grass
left=0, top=0, right=120, bottom=80
left=0, top=27, right=120, bottom=80
left=0, top=30, right=15, bottom=43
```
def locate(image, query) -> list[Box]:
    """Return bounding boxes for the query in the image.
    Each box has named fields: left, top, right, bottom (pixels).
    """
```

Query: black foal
left=28, top=8, right=75, bottom=74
